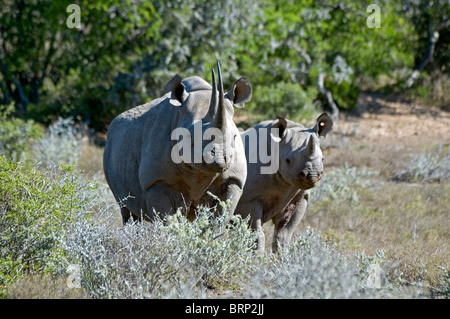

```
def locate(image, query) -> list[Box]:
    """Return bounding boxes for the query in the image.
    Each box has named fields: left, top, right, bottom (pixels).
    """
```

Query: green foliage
left=0, top=103, right=44, bottom=161
left=402, top=0, right=450, bottom=73
left=249, top=82, right=317, bottom=121
left=324, top=74, right=360, bottom=110
left=236, top=0, right=415, bottom=112
left=1, top=0, right=436, bottom=129
left=0, top=0, right=161, bottom=129
left=0, top=157, right=95, bottom=297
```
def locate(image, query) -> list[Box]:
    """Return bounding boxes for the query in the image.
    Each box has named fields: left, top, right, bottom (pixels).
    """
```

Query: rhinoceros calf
left=235, top=113, right=333, bottom=252
left=103, top=63, right=252, bottom=224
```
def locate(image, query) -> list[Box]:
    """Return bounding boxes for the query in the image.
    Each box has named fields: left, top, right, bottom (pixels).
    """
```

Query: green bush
left=249, top=82, right=318, bottom=121
left=0, top=103, right=44, bottom=162
left=0, top=157, right=95, bottom=298
left=325, top=78, right=360, bottom=111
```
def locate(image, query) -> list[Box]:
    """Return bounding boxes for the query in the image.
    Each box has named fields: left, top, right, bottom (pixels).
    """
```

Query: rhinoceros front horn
left=307, top=135, right=318, bottom=156
left=213, top=62, right=226, bottom=132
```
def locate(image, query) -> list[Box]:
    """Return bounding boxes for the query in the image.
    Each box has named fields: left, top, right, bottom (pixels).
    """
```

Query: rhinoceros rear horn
left=313, top=113, right=334, bottom=138
left=206, top=68, right=218, bottom=121
left=165, top=74, right=188, bottom=106
left=226, top=77, right=252, bottom=108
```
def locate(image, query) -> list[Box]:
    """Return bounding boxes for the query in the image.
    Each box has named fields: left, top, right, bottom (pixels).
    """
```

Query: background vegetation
left=1, top=0, right=449, bottom=130
left=0, top=0, right=449, bottom=299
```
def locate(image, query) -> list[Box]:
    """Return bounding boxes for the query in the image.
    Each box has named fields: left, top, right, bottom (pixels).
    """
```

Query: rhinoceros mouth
left=297, top=176, right=318, bottom=189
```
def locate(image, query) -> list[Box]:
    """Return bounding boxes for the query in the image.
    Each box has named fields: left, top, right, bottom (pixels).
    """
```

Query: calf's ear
left=225, top=77, right=252, bottom=108
left=165, top=74, right=189, bottom=106
left=270, top=117, right=288, bottom=142
left=313, top=113, right=333, bottom=138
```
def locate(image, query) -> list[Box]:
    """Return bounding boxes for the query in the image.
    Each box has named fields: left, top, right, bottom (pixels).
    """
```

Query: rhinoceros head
left=271, top=113, right=333, bottom=189
left=166, top=62, right=252, bottom=173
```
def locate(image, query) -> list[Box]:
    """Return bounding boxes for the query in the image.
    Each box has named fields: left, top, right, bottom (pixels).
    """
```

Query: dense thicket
left=0, top=0, right=448, bottom=130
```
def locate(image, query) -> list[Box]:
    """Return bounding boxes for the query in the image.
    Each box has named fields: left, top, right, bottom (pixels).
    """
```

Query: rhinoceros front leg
left=272, top=189, right=310, bottom=253
left=202, top=178, right=243, bottom=216
left=219, top=179, right=244, bottom=215
left=144, top=181, right=191, bottom=220
left=121, top=206, right=142, bottom=225
left=231, top=200, right=265, bottom=252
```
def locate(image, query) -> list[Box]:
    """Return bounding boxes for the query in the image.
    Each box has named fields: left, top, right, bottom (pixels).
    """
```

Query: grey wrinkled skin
left=103, top=63, right=252, bottom=224
left=235, top=113, right=333, bottom=252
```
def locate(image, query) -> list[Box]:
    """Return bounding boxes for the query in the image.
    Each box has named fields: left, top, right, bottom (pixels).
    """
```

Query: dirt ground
left=336, top=92, right=450, bottom=147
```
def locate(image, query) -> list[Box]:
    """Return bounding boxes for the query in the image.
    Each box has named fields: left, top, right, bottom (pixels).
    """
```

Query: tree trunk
left=318, top=72, right=339, bottom=120
left=404, top=18, right=450, bottom=89
left=0, top=56, right=30, bottom=112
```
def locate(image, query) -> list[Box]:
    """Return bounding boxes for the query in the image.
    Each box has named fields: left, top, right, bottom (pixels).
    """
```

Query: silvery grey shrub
left=311, top=164, right=378, bottom=204
left=393, top=147, right=450, bottom=183
left=33, top=117, right=83, bottom=167
left=61, top=195, right=258, bottom=299
left=242, top=227, right=366, bottom=298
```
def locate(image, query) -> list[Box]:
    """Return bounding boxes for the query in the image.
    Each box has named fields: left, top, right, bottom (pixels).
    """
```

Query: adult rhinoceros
left=103, top=63, right=252, bottom=224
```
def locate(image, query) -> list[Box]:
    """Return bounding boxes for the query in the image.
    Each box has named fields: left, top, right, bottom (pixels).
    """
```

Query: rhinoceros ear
left=313, top=113, right=333, bottom=138
left=270, top=116, right=288, bottom=142
left=225, top=77, right=252, bottom=108
left=165, top=74, right=189, bottom=106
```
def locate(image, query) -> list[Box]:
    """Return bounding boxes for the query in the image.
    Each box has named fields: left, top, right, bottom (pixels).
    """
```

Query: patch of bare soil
left=336, top=92, right=450, bottom=148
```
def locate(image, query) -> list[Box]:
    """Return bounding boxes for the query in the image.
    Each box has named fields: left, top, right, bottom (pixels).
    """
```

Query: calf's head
left=271, top=113, right=333, bottom=189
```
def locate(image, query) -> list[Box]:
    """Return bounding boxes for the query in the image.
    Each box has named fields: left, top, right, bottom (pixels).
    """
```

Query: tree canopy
left=0, top=0, right=448, bottom=130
